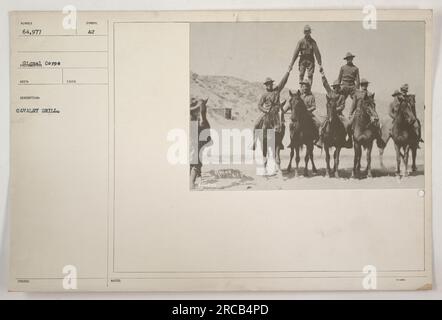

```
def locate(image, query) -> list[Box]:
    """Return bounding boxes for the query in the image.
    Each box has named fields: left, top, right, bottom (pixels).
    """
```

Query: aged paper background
left=7, top=10, right=433, bottom=292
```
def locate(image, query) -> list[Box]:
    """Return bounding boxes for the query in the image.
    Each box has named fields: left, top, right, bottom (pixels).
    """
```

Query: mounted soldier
left=291, top=79, right=320, bottom=145
left=318, top=70, right=352, bottom=148
left=349, top=78, right=383, bottom=148
left=251, top=67, right=292, bottom=151
left=288, top=25, right=323, bottom=85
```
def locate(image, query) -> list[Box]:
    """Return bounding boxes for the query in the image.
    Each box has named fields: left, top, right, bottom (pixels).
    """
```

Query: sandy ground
left=194, top=126, right=425, bottom=191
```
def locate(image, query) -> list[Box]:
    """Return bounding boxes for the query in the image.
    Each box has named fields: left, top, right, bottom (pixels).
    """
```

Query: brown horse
left=391, top=98, right=419, bottom=177
left=351, top=93, right=379, bottom=179
left=322, top=95, right=347, bottom=178
left=286, top=90, right=317, bottom=177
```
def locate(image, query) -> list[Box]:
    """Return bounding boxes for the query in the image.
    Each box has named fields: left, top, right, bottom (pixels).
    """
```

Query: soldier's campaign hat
left=343, top=52, right=356, bottom=59
left=304, top=25, right=312, bottom=32
left=263, top=77, right=274, bottom=85
left=360, top=78, right=370, bottom=84
left=400, top=83, right=409, bottom=92
left=332, top=79, right=341, bottom=87
left=392, top=90, right=402, bottom=97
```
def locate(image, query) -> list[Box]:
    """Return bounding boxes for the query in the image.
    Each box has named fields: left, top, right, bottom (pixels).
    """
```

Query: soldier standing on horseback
left=288, top=25, right=323, bottom=85
left=338, top=52, right=360, bottom=102
left=318, top=70, right=353, bottom=148
left=251, top=66, right=292, bottom=151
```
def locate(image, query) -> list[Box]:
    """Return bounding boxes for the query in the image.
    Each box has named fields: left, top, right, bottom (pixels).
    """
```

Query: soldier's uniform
left=299, top=80, right=320, bottom=141
left=289, top=25, right=322, bottom=85
left=319, top=74, right=352, bottom=147
left=190, top=98, right=211, bottom=180
left=338, top=52, right=360, bottom=101
left=252, top=72, right=290, bottom=150
left=349, top=79, right=373, bottom=117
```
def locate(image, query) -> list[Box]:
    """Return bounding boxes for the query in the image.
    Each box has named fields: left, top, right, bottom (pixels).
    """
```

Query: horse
left=391, top=98, right=419, bottom=177
left=286, top=89, right=317, bottom=177
left=351, top=93, right=379, bottom=179
left=378, top=94, right=420, bottom=172
left=321, top=95, right=347, bottom=178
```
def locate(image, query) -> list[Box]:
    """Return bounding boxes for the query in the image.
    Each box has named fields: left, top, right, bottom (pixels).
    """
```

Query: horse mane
left=289, top=90, right=308, bottom=121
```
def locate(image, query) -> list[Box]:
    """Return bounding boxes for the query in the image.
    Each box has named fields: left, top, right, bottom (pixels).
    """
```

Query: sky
left=190, top=21, right=425, bottom=105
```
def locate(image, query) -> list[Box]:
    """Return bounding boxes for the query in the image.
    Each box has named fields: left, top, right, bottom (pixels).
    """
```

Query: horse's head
left=288, top=89, right=306, bottom=121
left=397, top=97, right=417, bottom=126
left=325, top=94, right=338, bottom=119
left=361, top=92, right=379, bottom=126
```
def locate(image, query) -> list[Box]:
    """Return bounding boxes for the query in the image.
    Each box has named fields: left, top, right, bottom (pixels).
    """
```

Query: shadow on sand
left=282, top=164, right=424, bottom=180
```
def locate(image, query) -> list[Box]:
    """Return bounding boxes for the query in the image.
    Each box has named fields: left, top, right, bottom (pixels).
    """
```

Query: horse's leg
left=394, top=143, right=401, bottom=177
left=366, top=140, right=373, bottom=178
left=411, top=146, right=417, bottom=172
left=334, top=147, right=341, bottom=178
left=351, top=142, right=359, bottom=179
left=325, top=145, right=332, bottom=178
left=275, top=142, right=282, bottom=177
left=404, top=145, right=410, bottom=177
left=304, top=144, right=311, bottom=177
left=262, top=133, right=268, bottom=175
left=287, top=147, right=294, bottom=172
left=295, top=146, right=300, bottom=177
left=190, top=167, right=198, bottom=189
left=379, top=135, right=390, bottom=170
left=310, top=144, right=317, bottom=174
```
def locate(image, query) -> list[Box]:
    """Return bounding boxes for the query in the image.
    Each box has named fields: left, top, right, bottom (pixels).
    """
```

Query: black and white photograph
left=190, top=21, right=425, bottom=190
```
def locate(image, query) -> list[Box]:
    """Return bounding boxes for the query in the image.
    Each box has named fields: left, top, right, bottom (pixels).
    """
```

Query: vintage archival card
left=9, top=10, right=432, bottom=291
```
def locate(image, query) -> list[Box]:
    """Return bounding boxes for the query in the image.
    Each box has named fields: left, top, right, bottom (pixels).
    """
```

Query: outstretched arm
left=276, top=69, right=291, bottom=92
left=288, top=40, right=301, bottom=70
left=321, top=71, right=332, bottom=95
left=313, top=41, right=323, bottom=72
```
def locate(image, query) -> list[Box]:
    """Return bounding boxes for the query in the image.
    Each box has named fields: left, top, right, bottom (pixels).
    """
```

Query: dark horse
left=391, top=98, right=419, bottom=177
left=286, top=90, right=317, bottom=177
left=351, top=93, right=379, bottom=179
left=322, top=95, right=347, bottom=178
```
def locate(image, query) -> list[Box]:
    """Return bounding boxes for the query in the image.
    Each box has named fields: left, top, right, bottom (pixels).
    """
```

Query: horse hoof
left=312, top=168, right=318, bottom=175
left=287, top=166, right=291, bottom=173
left=304, top=170, right=309, bottom=177
left=412, top=167, right=417, bottom=172
left=367, top=172, right=373, bottom=179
